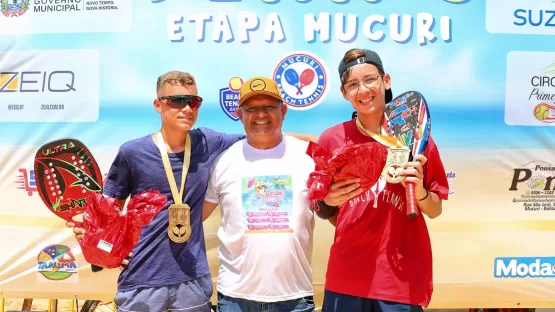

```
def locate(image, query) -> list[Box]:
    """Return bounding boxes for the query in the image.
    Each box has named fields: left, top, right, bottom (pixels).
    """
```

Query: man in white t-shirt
left=203, top=76, right=316, bottom=312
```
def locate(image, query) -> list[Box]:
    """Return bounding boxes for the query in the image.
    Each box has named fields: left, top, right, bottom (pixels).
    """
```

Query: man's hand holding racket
left=67, top=221, right=86, bottom=240
left=398, top=154, right=428, bottom=201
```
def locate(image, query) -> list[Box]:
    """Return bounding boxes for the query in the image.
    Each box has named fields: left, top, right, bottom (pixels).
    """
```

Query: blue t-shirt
left=102, top=127, right=243, bottom=292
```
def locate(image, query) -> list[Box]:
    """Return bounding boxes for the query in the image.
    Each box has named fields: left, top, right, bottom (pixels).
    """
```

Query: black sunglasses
left=158, top=95, right=203, bottom=110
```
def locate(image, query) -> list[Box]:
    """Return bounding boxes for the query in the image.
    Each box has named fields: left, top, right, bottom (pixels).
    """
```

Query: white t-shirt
left=205, top=135, right=315, bottom=303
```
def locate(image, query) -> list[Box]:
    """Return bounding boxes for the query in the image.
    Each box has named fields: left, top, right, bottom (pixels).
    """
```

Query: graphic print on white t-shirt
left=242, top=175, right=294, bottom=233
left=205, top=136, right=315, bottom=302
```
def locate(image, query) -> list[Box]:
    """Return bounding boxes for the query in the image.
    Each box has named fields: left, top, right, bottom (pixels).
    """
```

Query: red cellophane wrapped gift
left=80, top=190, right=167, bottom=269
left=305, top=141, right=389, bottom=201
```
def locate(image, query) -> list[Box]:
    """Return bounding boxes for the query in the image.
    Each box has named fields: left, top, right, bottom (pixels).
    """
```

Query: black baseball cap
left=338, top=49, right=393, bottom=104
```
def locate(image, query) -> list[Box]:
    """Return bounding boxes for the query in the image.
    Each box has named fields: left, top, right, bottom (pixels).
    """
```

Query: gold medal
left=168, top=203, right=192, bottom=243
left=381, top=147, right=410, bottom=184
left=355, top=117, right=409, bottom=184
left=156, top=131, right=192, bottom=244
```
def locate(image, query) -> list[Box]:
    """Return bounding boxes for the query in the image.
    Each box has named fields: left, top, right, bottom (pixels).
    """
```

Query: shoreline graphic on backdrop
left=15, top=168, right=37, bottom=196
left=242, top=175, right=294, bottom=233
left=219, top=77, right=243, bottom=121
left=37, top=244, right=78, bottom=282
left=273, top=51, right=328, bottom=110
left=1, top=0, right=30, bottom=17
left=509, top=160, right=555, bottom=212
left=505, top=51, right=555, bottom=126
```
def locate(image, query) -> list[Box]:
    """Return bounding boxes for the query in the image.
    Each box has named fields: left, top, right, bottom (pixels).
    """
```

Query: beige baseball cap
left=238, top=76, right=284, bottom=106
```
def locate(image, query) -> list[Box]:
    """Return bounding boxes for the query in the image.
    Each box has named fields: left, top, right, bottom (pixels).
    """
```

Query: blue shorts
left=322, top=290, right=423, bottom=312
left=216, top=291, right=315, bottom=312
left=114, top=274, right=213, bottom=312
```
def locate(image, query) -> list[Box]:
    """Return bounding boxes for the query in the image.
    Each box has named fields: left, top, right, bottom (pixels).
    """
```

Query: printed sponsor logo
left=0, top=0, right=131, bottom=35
left=495, top=257, right=555, bottom=278
left=446, top=170, right=456, bottom=195
left=505, top=51, right=555, bottom=126
left=273, top=51, right=328, bottom=110
left=37, top=244, right=78, bottom=282
left=486, top=0, right=555, bottom=36
left=1, top=0, right=30, bottom=17
left=219, top=77, right=243, bottom=121
left=509, top=160, right=555, bottom=211
left=15, top=168, right=37, bottom=196
left=0, top=49, right=99, bottom=122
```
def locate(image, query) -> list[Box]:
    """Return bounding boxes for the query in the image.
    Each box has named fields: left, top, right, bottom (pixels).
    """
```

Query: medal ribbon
left=156, top=131, right=192, bottom=205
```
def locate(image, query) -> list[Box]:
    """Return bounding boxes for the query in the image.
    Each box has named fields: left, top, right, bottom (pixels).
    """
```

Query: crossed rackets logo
left=282, top=68, right=315, bottom=96
left=272, top=51, right=328, bottom=110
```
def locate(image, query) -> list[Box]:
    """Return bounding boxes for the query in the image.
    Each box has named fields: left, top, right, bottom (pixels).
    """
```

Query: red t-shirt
left=317, top=119, right=449, bottom=307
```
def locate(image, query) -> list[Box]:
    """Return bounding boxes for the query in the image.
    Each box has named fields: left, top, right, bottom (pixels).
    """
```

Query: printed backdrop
left=1, top=0, right=555, bottom=308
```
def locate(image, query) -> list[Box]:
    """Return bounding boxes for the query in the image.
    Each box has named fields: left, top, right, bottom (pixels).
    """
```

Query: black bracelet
left=418, top=188, right=429, bottom=201
left=314, top=200, right=339, bottom=220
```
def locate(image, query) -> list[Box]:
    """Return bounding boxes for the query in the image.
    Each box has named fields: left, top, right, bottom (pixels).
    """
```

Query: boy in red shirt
left=314, top=48, right=450, bottom=312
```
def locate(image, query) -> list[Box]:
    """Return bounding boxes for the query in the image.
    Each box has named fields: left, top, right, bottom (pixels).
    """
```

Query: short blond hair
left=156, top=71, right=196, bottom=93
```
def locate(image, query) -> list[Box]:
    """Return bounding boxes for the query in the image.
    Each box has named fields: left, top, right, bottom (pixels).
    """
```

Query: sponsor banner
left=505, top=51, right=555, bottom=126
left=272, top=51, right=329, bottom=111
left=0, top=49, right=99, bottom=122
left=36, top=244, right=79, bottom=283
left=486, top=0, right=555, bottom=36
left=1, top=0, right=555, bottom=307
left=495, top=257, right=555, bottom=278
left=0, top=0, right=132, bottom=35
left=509, top=160, right=555, bottom=211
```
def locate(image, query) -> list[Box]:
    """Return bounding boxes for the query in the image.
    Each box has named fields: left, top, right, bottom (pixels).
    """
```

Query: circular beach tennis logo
left=273, top=51, right=329, bottom=110
left=219, top=77, right=243, bottom=121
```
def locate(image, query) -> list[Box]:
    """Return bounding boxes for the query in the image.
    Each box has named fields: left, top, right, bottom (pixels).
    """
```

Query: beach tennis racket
left=382, top=91, right=431, bottom=218
left=34, top=138, right=105, bottom=272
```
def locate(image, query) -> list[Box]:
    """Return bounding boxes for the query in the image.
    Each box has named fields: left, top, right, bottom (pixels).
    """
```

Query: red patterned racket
left=34, top=138, right=105, bottom=272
